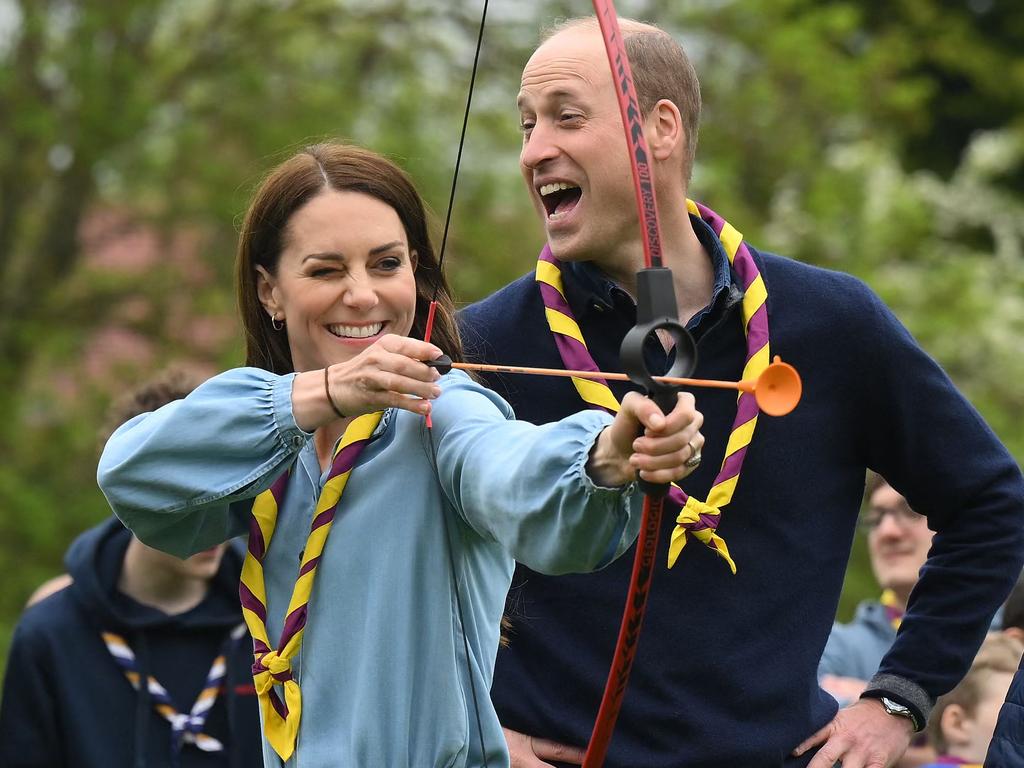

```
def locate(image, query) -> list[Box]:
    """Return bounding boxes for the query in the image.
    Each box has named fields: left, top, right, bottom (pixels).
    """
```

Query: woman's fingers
left=326, top=335, right=447, bottom=417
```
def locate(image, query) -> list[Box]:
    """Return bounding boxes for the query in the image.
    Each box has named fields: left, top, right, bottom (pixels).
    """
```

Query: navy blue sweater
left=0, top=518, right=262, bottom=768
left=460, top=223, right=1024, bottom=768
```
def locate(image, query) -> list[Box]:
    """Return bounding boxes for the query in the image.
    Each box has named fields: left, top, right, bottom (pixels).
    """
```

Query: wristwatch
left=878, top=696, right=922, bottom=732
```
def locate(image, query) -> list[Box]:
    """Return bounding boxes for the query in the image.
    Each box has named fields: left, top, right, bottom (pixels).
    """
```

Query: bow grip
left=620, top=268, right=697, bottom=497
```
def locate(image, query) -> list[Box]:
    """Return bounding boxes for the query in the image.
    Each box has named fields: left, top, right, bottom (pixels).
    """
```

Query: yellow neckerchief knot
left=535, top=200, right=769, bottom=571
left=253, top=650, right=292, bottom=694
left=239, top=411, right=383, bottom=762
left=669, top=496, right=737, bottom=571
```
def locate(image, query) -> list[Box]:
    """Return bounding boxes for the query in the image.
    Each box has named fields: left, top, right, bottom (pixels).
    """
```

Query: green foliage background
left=1, top=0, right=1021, bottom=677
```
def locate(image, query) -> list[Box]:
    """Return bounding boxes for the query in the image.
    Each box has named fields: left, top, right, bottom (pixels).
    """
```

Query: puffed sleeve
left=97, top=367, right=310, bottom=558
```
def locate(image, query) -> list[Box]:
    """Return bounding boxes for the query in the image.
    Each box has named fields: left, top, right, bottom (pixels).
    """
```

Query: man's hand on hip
left=504, top=727, right=585, bottom=768
left=793, top=698, right=914, bottom=768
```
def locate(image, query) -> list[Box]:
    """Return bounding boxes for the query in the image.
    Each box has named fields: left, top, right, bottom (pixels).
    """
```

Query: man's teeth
left=328, top=322, right=383, bottom=339
left=539, top=181, right=580, bottom=197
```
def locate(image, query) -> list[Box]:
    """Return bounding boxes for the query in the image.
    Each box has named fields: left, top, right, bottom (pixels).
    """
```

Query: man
left=459, top=16, right=1024, bottom=768
left=0, top=371, right=262, bottom=767
left=819, top=476, right=938, bottom=767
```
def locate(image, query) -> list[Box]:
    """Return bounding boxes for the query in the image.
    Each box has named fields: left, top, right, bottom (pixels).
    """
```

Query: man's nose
left=520, top=122, right=560, bottom=170
left=874, top=512, right=904, bottom=538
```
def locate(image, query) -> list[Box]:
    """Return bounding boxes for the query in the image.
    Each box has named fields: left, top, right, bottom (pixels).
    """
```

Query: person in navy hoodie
left=0, top=370, right=262, bottom=768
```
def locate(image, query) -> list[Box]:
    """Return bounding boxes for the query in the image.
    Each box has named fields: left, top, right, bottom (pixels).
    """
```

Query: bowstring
left=427, top=3, right=492, bottom=767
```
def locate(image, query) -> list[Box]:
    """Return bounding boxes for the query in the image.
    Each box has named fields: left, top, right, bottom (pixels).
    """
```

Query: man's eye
left=519, top=119, right=535, bottom=133
left=560, top=113, right=582, bottom=123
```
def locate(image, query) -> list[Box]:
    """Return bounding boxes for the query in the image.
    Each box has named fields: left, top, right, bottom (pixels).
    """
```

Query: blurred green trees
left=0, top=0, right=1021, bottom=670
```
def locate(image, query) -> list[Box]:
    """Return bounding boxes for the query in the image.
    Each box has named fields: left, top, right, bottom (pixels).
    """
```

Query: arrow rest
left=619, top=267, right=697, bottom=497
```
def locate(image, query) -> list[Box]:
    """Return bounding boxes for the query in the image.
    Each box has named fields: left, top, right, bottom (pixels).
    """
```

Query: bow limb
left=581, top=3, right=697, bottom=766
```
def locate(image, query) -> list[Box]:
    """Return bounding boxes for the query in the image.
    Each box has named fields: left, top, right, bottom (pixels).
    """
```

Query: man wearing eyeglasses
left=819, top=474, right=938, bottom=766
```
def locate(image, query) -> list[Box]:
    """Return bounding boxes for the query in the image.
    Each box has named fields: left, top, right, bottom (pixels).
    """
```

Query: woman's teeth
left=328, top=322, right=383, bottom=339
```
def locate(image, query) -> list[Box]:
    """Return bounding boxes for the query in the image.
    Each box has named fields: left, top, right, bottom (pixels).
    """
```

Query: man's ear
left=255, top=265, right=281, bottom=319
left=940, top=703, right=972, bottom=747
left=646, top=99, right=684, bottom=164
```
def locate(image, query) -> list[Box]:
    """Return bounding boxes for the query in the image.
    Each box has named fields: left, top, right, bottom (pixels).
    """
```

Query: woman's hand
left=292, top=335, right=443, bottom=430
left=586, top=391, right=704, bottom=488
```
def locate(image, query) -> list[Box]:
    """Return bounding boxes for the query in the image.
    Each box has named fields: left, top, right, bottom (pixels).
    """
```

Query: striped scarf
left=102, top=623, right=246, bottom=757
left=239, top=411, right=382, bottom=761
left=536, top=200, right=771, bottom=571
left=880, top=589, right=905, bottom=631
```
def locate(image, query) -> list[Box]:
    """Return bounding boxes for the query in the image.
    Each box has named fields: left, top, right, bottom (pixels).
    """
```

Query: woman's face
left=257, top=189, right=418, bottom=372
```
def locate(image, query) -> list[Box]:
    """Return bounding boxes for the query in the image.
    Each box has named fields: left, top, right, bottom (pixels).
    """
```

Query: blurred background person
left=818, top=474, right=937, bottom=767
left=922, top=633, right=1023, bottom=767
left=819, top=474, right=935, bottom=705
left=0, top=370, right=262, bottom=768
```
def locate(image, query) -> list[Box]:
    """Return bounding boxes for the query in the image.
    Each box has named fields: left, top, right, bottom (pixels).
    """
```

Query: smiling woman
left=96, top=142, right=706, bottom=767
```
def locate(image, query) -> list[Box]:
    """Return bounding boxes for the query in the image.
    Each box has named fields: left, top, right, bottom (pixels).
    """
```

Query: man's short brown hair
left=541, top=17, right=702, bottom=185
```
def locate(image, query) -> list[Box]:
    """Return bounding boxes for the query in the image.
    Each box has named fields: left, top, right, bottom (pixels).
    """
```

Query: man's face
left=866, top=484, right=934, bottom=597
left=517, top=28, right=641, bottom=266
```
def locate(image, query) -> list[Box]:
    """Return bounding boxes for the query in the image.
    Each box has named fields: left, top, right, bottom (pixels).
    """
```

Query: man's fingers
left=793, top=722, right=832, bottom=757
left=529, top=736, right=585, bottom=764
left=503, top=728, right=585, bottom=768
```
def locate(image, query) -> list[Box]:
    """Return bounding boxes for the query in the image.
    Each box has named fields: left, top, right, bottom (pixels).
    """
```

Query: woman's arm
left=98, top=367, right=308, bottom=557
left=430, top=373, right=701, bottom=574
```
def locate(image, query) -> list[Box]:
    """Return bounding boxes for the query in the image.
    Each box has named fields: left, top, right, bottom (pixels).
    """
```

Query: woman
left=98, top=143, right=704, bottom=767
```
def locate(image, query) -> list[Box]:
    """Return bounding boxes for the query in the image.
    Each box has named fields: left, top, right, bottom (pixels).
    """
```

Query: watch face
left=881, top=697, right=910, bottom=715
left=880, top=697, right=919, bottom=730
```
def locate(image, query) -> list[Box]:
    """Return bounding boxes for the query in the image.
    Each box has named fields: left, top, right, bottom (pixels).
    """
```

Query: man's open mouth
left=539, top=182, right=582, bottom=218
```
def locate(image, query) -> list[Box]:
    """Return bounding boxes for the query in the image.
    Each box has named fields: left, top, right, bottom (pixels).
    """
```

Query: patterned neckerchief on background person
left=535, top=199, right=772, bottom=572
left=239, top=411, right=383, bottom=762
left=880, top=589, right=905, bottom=631
left=102, top=623, right=247, bottom=757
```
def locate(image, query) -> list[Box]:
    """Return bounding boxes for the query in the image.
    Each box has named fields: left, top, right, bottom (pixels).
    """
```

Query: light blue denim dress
left=98, top=368, right=642, bottom=768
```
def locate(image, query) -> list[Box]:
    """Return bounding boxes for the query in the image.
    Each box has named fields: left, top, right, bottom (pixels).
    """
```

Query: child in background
left=922, top=633, right=1023, bottom=767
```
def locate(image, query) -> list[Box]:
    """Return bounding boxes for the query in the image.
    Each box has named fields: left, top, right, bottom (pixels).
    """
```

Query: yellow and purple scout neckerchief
left=238, top=411, right=383, bottom=761
left=535, top=199, right=771, bottom=572
left=880, top=589, right=905, bottom=631
left=102, top=623, right=246, bottom=757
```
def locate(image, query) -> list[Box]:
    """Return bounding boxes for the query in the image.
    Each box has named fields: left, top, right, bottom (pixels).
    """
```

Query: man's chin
left=545, top=231, right=591, bottom=263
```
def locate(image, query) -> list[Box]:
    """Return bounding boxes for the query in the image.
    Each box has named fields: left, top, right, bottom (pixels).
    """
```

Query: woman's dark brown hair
left=236, top=142, right=462, bottom=374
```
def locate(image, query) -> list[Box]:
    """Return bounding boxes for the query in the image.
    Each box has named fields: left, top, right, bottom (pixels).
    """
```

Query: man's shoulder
left=460, top=271, right=539, bottom=326
left=459, top=271, right=548, bottom=362
left=756, top=250, right=876, bottom=303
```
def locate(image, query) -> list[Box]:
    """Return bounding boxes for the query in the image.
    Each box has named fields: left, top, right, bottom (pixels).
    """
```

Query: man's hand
left=504, top=727, right=585, bottom=768
left=793, top=698, right=914, bottom=768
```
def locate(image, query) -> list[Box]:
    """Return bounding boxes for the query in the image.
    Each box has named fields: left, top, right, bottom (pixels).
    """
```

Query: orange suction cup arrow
left=738, top=356, right=802, bottom=416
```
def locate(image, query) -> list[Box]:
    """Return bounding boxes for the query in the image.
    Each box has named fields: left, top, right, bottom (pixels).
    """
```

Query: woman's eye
left=377, top=256, right=403, bottom=271
left=310, top=267, right=338, bottom=278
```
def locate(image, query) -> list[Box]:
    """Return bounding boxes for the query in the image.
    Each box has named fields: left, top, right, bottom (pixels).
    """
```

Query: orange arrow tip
left=753, top=356, right=802, bottom=416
